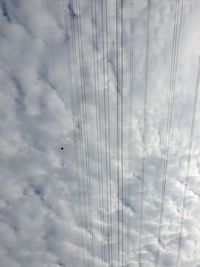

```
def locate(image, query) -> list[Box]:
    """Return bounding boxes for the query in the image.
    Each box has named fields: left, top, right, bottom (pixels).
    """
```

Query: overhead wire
left=72, top=0, right=95, bottom=265
left=175, top=56, right=200, bottom=267
left=62, top=1, right=88, bottom=265
left=115, top=0, right=121, bottom=265
left=62, top=1, right=193, bottom=267
left=120, top=0, right=124, bottom=266
left=138, top=0, right=151, bottom=266
left=90, top=0, right=104, bottom=265
left=127, top=1, right=135, bottom=264
left=116, top=1, right=124, bottom=265
left=69, top=7, right=92, bottom=267
left=100, top=0, right=111, bottom=265
left=104, top=0, right=114, bottom=265
left=92, top=0, right=107, bottom=264
left=155, top=0, right=183, bottom=265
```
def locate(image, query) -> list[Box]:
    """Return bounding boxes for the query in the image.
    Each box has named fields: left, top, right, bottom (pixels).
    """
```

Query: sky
left=1, top=0, right=200, bottom=267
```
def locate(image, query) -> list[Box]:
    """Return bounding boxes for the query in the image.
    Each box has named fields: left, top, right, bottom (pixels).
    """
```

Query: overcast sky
left=1, top=0, right=200, bottom=267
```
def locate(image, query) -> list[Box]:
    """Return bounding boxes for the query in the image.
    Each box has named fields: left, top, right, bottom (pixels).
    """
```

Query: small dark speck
left=60, top=147, right=64, bottom=150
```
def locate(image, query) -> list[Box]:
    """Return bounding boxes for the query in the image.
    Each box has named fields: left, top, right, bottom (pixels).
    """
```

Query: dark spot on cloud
left=60, top=147, right=64, bottom=150
left=1, top=2, right=11, bottom=22
left=57, top=262, right=65, bottom=267
left=68, top=3, right=77, bottom=18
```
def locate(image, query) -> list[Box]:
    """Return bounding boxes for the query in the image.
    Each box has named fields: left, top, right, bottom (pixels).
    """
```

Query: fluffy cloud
left=1, top=0, right=200, bottom=266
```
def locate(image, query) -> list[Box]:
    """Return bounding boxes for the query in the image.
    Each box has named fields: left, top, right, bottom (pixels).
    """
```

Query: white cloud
left=1, top=0, right=200, bottom=266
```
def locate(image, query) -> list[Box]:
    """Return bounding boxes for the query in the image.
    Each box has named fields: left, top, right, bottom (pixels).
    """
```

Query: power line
left=155, top=0, right=183, bottom=265
left=104, top=0, right=113, bottom=264
left=176, top=56, right=200, bottom=267
left=72, top=0, right=95, bottom=265
left=127, top=1, right=135, bottom=264
left=120, top=1, right=124, bottom=266
left=70, top=11, right=92, bottom=267
left=138, top=0, right=151, bottom=266
left=63, top=1, right=88, bottom=265
left=115, top=0, right=120, bottom=265
left=90, top=0, right=105, bottom=265
left=92, top=0, right=107, bottom=264
left=100, top=0, right=111, bottom=265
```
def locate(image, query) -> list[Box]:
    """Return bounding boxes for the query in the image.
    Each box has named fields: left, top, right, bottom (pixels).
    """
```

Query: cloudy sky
left=1, top=0, right=200, bottom=266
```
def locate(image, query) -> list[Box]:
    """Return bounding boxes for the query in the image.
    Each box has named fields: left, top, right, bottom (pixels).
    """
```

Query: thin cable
left=138, top=1, right=151, bottom=266
left=92, top=0, right=107, bottom=263
left=104, top=0, right=113, bottom=265
left=127, top=1, right=135, bottom=264
left=73, top=0, right=95, bottom=265
left=155, top=0, right=183, bottom=265
left=69, top=9, right=92, bottom=266
left=120, top=0, right=124, bottom=266
left=100, top=0, right=111, bottom=265
left=63, top=1, right=87, bottom=265
left=70, top=8, right=92, bottom=267
left=90, top=0, right=104, bottom=266
left=115, top=0, right=121, bottom=265
left=176, top=56, right=200, bottom=267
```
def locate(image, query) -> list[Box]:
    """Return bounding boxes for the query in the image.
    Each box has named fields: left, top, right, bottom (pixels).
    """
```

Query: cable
left=104, top=0, right=114, bottom=265
left=100, top=0, right=111, bottom=265
left=155, top=0, right=183, bottom=265
left=138, top=0, right=151, bottom=266
left=115, top=0, right=120, bottom=265
left=176, top=56, right=200, bottom=267
left=90, top=0, right=104, bottom=266
left=127, top=1, right=135, bottom=264
left=69, top=8, right=92, bottom=267
left=120, top=0, right=124, bottom=266
left=92, top=0, right=107, bottom=264
left=63, top=1, right=88, bottom=265
left=71, top=0, right=95, bottom=265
